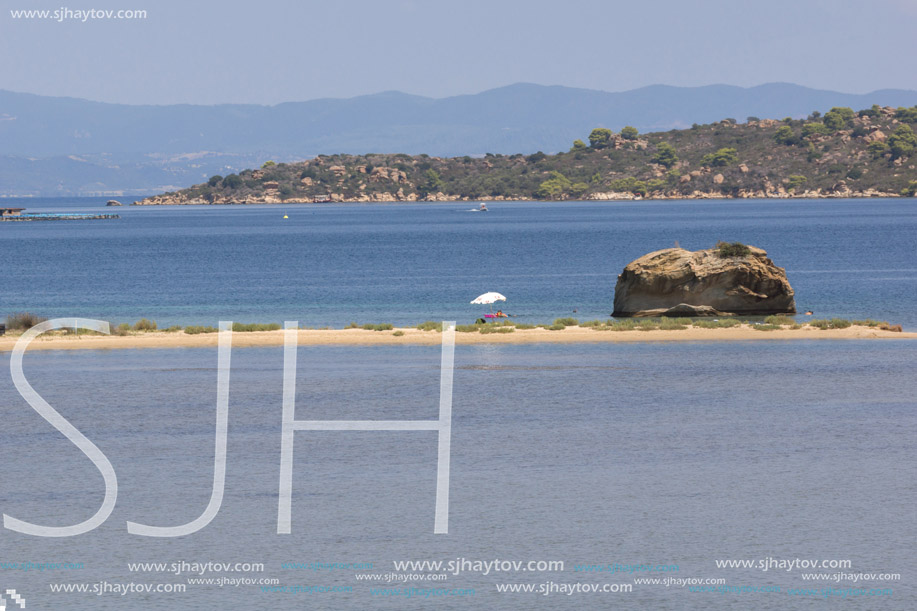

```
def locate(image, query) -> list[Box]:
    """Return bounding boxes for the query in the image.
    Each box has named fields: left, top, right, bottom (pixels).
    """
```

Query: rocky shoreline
left=132, top=189, right=900, bottom=206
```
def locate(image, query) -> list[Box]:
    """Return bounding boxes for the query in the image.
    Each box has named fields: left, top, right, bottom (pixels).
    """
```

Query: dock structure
left=0, top=208, right=119, bottom=222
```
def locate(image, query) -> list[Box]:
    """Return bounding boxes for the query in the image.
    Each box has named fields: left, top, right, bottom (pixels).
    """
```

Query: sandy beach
left=0, top=324, right=913, bottom=352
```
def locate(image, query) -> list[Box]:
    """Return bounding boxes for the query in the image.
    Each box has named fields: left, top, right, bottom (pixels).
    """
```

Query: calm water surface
left=1, top=197, right=915, bottom=328
left=0, top=341, right=913, bottom=609
left=0, top=197, right=914, bottom=609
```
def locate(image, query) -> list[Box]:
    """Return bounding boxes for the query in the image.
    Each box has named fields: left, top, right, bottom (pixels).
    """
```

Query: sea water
left=0, top=340, right=913, bottom=609
left=1, top=197, right=915, bottom=328
left=0, top=197, right=914, bottom=609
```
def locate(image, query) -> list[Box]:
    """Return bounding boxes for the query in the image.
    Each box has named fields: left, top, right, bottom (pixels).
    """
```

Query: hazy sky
left=2, top=0, right=916, bottom=105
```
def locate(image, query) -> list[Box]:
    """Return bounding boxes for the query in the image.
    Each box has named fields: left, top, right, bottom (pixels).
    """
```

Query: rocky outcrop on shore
left=612, top=245, right=796, bottom=317
left=132, top=189, right=899, bottom=205
left=586, top=188, right=898, bottom=201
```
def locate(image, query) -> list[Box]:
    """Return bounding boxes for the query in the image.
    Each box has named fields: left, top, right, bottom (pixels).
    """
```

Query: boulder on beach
left=613, top=244, right=796, bottom=317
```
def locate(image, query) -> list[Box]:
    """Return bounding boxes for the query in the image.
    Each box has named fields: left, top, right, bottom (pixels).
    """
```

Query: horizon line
left=3, top=81, right=917, bottom=109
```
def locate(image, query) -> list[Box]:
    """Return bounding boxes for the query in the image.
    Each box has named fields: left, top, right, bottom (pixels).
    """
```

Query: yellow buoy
left=283, top=215, right=288, bottom=219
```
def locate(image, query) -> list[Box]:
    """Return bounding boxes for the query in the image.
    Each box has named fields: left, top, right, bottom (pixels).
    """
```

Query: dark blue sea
left=1, top=197, right=915, bottom=328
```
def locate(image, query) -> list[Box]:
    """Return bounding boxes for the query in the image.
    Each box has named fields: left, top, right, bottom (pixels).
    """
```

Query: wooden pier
left=0, top=211, right=120, bottom=222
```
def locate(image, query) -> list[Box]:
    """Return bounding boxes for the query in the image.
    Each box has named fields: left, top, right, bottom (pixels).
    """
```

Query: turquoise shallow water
left=1, top=197, right=915, bottom=328
left=0, top=340, right=914, bottom=609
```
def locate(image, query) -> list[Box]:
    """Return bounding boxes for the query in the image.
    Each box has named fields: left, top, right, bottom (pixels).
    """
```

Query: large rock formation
left=613, top=245, right=795, bottom=317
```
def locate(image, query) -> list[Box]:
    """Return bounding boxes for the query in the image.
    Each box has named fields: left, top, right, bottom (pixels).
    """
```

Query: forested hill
left=135, top=105, right=917, bottom=205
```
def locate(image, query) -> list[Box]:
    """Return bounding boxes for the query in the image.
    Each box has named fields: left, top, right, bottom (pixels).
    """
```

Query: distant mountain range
left=2, top=82, right=917, bottom=196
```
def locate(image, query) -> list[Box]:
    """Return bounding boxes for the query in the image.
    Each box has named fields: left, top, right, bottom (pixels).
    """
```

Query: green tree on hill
left=701, top=147, right=738, bottom=167
left=888, top=125, right=917, bottom=159
left=786, top=175, right=807, bottom=193
left=223, top=174, right=242, bottom=189
left=536, top=171, right=572, bottom=199
left=823, top=107, right=855, bottom=130
left=420, top=169, right=445, bottom=194
left=774, top=125, right=798, bottom=145
left=651, top=142, right=678, bottom=168
left=868, top=141, right=889, bottom=158
left=620, top=126, right=639, bottom=140
left=569, top=182, right=589, bottom=197
left=208, top=175, right=223, bottom=187
left=588, top=128, right=613, bottom=149
left=571, top=139, right=587, bottom=151
left=608, top=176, right=652, bottom=196
left=526, top=151, right=547, bottom=162
left=802, top=122, right=831, bottom=138
left=894, top=106, right=917, bottom=123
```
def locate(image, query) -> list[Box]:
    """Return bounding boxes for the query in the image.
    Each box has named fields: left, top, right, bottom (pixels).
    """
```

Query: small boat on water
left=479, top=202, right=488, bottom=212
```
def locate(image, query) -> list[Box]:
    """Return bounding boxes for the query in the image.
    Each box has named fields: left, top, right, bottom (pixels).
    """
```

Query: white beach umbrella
left=470, top=292, right=507, bottom=315
left=470, top=292, right=506, bottom=305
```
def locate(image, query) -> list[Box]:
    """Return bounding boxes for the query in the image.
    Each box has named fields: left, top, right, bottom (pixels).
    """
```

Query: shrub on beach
left=112, top=323, right=132, bottom=336
left=606, top=319, right=637, bottom=331
left=807, top=318, right=852, bottom=330
left=635, top=319, right=660, bottom=331
left=553, top=317, right=579, bottom=327
left=392, top=330, right=405, bottom=336
left=133, top=318, right=158, bottom=332
left=692, top=318, right=742, bottom=328
left=849, top=319, right=900, bottom=332
left=657, top=318, right=688, bottom=330
left=232, top=322, right=281, bottom=332
left=184, top=325, right=219, bottom=334
left=764, top=315, right=795, bottom=326
left=5, top=312, right=47, bottom=331
left=479, top=325, right=514, bottom=334
left=416, top=321, right=441, bottom=331
left=361, top=323, right=393, bottom=331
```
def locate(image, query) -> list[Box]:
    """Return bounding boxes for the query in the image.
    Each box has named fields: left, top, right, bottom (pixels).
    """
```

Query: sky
left=2, top=0, right=916, bottom=105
